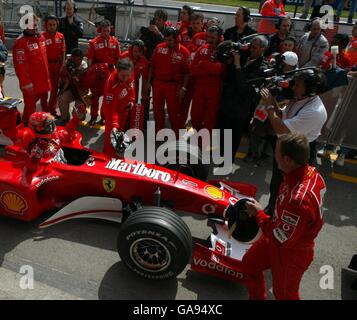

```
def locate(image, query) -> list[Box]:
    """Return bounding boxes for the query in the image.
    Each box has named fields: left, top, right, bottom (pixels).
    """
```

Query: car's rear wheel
left=156, top=140, right=210, bottom=181
left=117, top=206, right=192, bottom=280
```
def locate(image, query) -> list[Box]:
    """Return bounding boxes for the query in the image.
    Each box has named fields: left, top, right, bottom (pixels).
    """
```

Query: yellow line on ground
left=330, top=172, right=357, bottom=184
left=236, top=151, right=246, bottom=159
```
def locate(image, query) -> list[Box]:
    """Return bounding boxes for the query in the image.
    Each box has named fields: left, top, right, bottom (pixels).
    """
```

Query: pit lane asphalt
left=1, top=58, right=357, bottom=300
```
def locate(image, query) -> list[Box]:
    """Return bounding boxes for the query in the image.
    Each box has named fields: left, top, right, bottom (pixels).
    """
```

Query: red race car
left=0, top=102, right=261, bottom=284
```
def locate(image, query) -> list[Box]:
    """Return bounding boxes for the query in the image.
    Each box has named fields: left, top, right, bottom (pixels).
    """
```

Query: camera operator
left=140, top=9, right=171, bottom=61
left=245, top=51, right=298, bottom=164
left=264, top=16, right=292, bottom=58
left=297, top=18, right=329, bottom=68
left=58, top=48, right=88, bottom=122
left=217, top=35, right=268, bottom=164
left=224, top=7, right=256, bottom=42
left=261, top=69, right=327, bottom=215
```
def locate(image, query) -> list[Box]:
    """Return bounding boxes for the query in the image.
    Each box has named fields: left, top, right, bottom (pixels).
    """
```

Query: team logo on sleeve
left=273, top=228, right=288, bottom=243
left=281, top=210, right=300, bottom=226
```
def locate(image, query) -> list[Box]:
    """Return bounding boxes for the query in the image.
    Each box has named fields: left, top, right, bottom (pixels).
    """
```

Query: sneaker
left=335, top=154, right=345, bottom=167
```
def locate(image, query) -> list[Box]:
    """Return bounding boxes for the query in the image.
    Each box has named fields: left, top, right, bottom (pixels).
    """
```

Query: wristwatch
left=266, top=105, right=275, bottom=111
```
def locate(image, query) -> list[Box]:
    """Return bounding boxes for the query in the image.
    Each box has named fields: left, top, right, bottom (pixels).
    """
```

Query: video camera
left=65, top=59, right=77, bottom=74
left=216, top=33, right=260, bottom=63
left=248, top=67, right=320, bottom=101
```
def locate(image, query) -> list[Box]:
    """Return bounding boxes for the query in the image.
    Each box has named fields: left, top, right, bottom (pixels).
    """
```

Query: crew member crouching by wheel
left=241, top=132, right=326, bottom=300
left=102, top=58, right=135, bottom=157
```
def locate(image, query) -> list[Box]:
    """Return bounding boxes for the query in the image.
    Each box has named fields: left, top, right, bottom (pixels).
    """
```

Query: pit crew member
left=241, top=132, right=326, bottom=300
left=87, top=19, right=121, bottom=69
left=102, top=58, right=136, bottom=157
left=13, top=13, right=51, bottom=125
left=147, top=27, right=190, bottom=134
left=190, top=25, right=224, bottom=132
left=41, top=15, right=66, bottom=117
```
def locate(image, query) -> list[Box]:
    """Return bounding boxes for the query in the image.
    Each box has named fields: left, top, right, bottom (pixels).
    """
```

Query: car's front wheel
left=117, top=207, right=192, bottom=280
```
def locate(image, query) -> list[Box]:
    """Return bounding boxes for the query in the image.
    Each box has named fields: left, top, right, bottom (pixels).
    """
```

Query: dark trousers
left=266, top=136, right=317, bottom=216
left=218, top=112, right=249, bottom=163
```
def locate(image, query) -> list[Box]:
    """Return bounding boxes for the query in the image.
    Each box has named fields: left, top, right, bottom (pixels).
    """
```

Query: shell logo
left=0, top=191, right=28, bottom=215
left=204, top=186, right=224, bottom=200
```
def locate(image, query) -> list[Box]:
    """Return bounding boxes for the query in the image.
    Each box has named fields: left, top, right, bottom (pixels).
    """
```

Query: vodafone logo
left=193, top=258, right=243, bottom=279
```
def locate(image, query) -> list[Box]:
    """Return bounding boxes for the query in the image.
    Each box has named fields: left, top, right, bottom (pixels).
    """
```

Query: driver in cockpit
left=23, top=110, right=83, bottom=169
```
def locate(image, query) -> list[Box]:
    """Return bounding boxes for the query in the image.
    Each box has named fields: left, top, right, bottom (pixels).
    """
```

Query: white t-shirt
left=282, top=96, right=327, bottom=142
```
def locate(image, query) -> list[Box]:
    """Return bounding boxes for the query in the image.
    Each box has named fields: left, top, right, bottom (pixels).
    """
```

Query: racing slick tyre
left=117, top=206, right=192, bottom=280
left=156, top=140, right=210, bottom=181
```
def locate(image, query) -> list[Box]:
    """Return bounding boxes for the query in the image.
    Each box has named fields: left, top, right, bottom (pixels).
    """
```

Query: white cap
left=282, top=51, right=298, bottom=66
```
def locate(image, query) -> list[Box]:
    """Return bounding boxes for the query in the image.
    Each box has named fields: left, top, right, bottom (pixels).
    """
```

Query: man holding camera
left=261, top=69, right=327, bottom=215
left=140, top=9, right=171, bottom=61
left=217, top=35, right=268, bottom=164
left=58, top=48, right=88, bottom=122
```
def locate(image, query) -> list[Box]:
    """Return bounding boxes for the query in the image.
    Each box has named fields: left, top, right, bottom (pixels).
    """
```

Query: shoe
left=335, top=154, right=345, bottom=167
left=348, top=16, right=353, bottom=24
left=88, top=116, right=98, bottom=126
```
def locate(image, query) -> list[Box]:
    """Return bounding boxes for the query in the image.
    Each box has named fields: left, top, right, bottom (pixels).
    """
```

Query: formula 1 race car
left=0, top=102, right=261, bottom=284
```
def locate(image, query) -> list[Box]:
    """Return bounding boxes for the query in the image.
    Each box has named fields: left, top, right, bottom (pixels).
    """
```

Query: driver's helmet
left=29, top=112, right=56, bottom=138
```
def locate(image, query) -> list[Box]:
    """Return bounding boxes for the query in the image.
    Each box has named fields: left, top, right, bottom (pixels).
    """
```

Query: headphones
left=275, top=16, right=292, bottom=31
left=63, top=1, right=78, bottom=13
left=305, top=17, right=321, bottom=32
left=239, top=6, right=251, bottom=23
left=163, top=26, right=181, bottom=40
left=294, top=69, right=323, bottom=97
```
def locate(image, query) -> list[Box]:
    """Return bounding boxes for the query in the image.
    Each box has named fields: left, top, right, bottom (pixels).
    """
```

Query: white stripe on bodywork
left=39, top=196, right=123, bottom=228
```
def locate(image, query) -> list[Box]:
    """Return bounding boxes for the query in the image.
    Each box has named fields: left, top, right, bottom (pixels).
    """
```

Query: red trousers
left=22, top=91, right=48, bottom=125
left=191, top=84, right=221, bottom=132
left=44, top=62, right=61, bottom=115
left=90, top=93, right=102, bottom=119
left=152, top=79, right=183, bottom=134
left=241, top=236, right=314, bottom=300
left=103, top=107, right=129, bottom=157
left=180, top=79, right=195, bottom=127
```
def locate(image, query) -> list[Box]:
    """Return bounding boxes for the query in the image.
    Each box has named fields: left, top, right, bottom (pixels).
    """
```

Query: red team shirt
left=87, top=35, right=121, bottom=65
left=103, top=70, right=136, bottom=130
left=120, top=50, right=149, bottom=83
left=190, top=43, right=224, bottom=87
left=346, top=37, right=357, bottom=66
left=41, top=31, right=66, bottom=63
left=151, top=42, right=190, bottom=83
left=13, top=34, right=51, bottom=94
